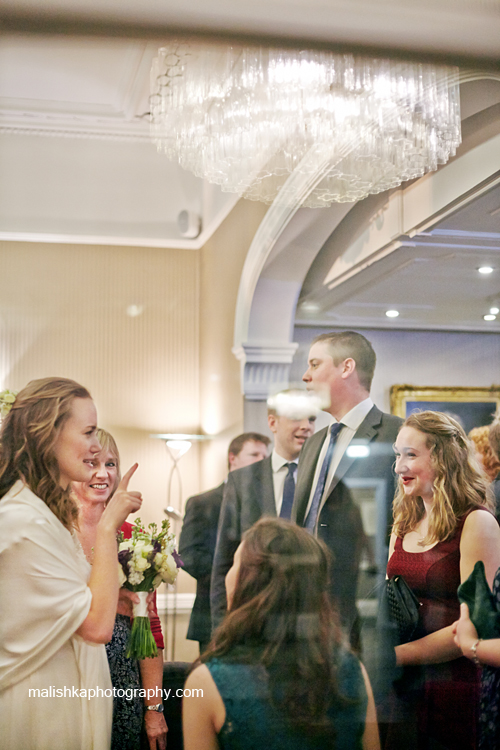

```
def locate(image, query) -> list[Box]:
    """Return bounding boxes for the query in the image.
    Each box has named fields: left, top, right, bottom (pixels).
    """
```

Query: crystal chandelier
left=150, top=43, right=461, bottom=208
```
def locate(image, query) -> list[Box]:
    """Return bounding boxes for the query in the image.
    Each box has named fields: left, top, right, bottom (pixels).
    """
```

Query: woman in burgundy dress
left=386, top=411, right=500, bottom=750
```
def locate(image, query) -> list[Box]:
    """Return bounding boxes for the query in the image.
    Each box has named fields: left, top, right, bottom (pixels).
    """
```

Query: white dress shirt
left=271, top=449, right=298, bottom=515
left=304, top=397, right=374, bottom=518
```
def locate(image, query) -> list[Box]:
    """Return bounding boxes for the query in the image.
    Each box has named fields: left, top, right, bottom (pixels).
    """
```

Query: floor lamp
left=151, top=432, right=209, bottom=661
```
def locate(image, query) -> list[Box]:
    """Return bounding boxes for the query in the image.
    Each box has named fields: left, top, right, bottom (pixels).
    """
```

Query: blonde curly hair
left=469, top=425, right=500, bottom=481
left=393, top=411, right=494, bottom=546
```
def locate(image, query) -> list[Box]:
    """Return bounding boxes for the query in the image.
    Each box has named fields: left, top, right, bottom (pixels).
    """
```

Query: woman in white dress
left=0, top=377, right=142, bottom=750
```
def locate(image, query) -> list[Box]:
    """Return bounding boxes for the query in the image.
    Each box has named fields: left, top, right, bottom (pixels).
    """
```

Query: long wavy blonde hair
left=0, top=377, right=93, bottom=530
left=392, top=411, right=493, bottom=545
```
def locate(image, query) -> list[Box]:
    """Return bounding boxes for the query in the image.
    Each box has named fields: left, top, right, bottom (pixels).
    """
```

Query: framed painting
left=390, top=385, right=500, bottom=434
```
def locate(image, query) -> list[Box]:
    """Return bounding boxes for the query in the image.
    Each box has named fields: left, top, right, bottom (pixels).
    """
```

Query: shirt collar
left=332, top=397, right=374, bottom=431
left=272, top=448, right=298, bottom=473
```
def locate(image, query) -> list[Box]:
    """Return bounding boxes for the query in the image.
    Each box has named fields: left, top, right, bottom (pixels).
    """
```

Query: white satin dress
left=0, top=481, right=112, bottom=750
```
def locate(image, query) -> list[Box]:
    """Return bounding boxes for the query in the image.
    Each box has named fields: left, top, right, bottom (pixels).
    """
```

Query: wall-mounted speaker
left=177, top=210, right=201, bottom=239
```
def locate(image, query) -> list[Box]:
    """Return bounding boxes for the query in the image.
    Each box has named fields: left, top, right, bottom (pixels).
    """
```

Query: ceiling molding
left=427, top=228, right=500, bottom=241
left=0, top=38, right=155, bottom=140
left=0, top=121, right=150, bottom=141
left=294, top=319, right=500, bottom=333
left=0, top=230, right=199, bottom=250
left=0, top=193, right=239, bottom=250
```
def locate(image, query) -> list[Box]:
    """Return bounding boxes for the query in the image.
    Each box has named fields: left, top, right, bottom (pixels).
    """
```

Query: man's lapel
left=258, top=456, right=277, bottom=517
left=293, top=428, right=328, bottom=524
left=319, top=406, right=383, bottom=511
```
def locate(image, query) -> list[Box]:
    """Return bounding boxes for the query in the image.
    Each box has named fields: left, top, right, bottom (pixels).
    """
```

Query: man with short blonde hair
left=211, top=393, right=316, bottom=629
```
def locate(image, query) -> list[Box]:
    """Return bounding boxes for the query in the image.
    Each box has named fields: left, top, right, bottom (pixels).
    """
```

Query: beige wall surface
left=0, top=198, right=269, bottom=661
left=0, top=239, right=201, bottom=522
left=199, top=197, right=268, bottom=491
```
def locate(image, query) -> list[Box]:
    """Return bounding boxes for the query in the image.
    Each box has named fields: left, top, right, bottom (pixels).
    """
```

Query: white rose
left=118, top=563, right=127, bottom=587
left=119, top=540, right=132, bottom=552
left=133, top=555, right=150, bottom=572
left=154, top=552, right=163, bottom=568
left=152, top=573, right=163, bottom=589
left=160, top=554, right=178, bottom=585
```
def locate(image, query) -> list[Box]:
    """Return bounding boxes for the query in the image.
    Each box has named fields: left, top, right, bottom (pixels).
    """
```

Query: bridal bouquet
left=118, top=518, right=183, bottom=659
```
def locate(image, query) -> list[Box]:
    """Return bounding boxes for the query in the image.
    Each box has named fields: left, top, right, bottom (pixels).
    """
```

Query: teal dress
left=206, top=648, right=367, bottom=750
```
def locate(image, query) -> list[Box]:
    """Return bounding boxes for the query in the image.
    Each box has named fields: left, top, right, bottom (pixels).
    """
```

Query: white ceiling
left=295, top=155, right=500, bottom=332
left=0, top=36, right=236, bottom=247
left=297, top=213, right=500, bottom=332
left=1, top=32, right=500, bottom=336
left=2, top=0, right=500, bottom=63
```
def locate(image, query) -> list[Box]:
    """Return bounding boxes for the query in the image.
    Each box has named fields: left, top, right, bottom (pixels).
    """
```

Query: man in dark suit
left=179, top=432, right=270, bottom=653
left=293, top=330, right=402, bottom=648
left=211, top=395, right=316, bottom=629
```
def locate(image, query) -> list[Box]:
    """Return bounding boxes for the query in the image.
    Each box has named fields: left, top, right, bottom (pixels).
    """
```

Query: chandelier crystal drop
left=150, top=43, right=461, bottom=208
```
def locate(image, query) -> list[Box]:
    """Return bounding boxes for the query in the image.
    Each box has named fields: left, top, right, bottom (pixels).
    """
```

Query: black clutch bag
left=458, top=560, right=500, bottom=640
left=386, top=575, right=422, bottom=644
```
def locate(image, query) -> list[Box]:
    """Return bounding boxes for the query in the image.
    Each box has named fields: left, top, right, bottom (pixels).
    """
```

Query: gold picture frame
left=390, top=385, right=500, bottom=432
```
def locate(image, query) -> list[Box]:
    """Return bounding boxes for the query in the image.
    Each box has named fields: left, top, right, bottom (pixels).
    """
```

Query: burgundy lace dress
left=386, top=513, right=480, bottom=750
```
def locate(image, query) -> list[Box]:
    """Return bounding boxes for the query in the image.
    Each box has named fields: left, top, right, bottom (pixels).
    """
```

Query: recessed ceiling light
left=484, top=314, right=497, bottom=321
left=490, top=307, right=500, bottom=315
left=385, top=310, right=399, bottom=318
left=126, top=304, right=144, bottom=317
left=478, top=266, right=494, bottom=274
left=301, top=302, right=320, bottom=312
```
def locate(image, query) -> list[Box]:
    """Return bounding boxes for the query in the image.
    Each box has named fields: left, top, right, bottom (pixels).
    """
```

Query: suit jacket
left=210, top=456, right=276, bottom=629
left=178, top=483, right=224, bottom=643
left=293, top=405, right=402, bottom=632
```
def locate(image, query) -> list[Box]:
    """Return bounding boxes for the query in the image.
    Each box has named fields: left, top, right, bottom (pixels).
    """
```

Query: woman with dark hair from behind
left=183, top=517, right=380, bottom=750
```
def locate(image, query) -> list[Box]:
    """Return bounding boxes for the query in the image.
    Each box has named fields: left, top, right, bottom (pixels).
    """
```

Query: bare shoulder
left=185, top=663, right=226, bottom=732
left=460, top=508, right=500, bottom=588
left=183, top=663, right=226, bottom=749
left=462, top=508, right=500, bottom=537
left=185, top=664, right=217, bottom=692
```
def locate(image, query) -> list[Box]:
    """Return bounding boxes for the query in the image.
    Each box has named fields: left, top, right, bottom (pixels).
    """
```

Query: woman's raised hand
left=101, top=464, right=143, bottom=531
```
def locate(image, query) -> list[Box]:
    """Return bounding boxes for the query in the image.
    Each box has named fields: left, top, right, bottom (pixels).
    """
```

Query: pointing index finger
left=118, top=463, right=138, bottom=491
